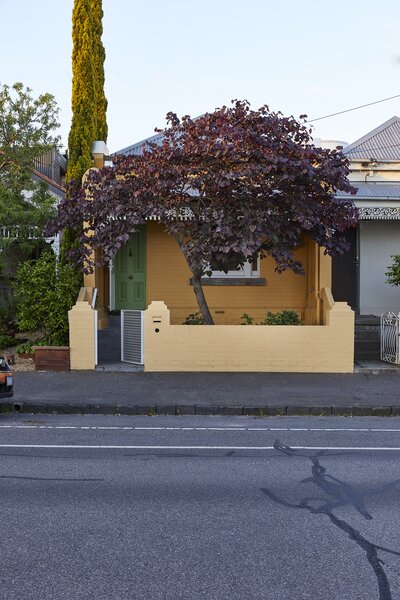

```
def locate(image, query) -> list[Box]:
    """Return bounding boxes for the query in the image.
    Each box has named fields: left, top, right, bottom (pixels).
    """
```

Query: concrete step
left=355, top=336, right=380, bottom=343
left=98, top=348, right=121, bottom=362
left=98, top=316, right=122, bottom=364
left=96, top=362, right=143, bottom=372
left=354, top=317, right=380, bottom=361
left=356, top=315, right=380, bottom=325
left=355, top=347, right=381, bottom=361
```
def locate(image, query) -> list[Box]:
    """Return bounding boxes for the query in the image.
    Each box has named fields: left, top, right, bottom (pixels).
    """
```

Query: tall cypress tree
left=63, top=0, right=108, bottom=257
left=90, top=0, right=108, bottom=143
left=67, top=0, right=107, bottom=183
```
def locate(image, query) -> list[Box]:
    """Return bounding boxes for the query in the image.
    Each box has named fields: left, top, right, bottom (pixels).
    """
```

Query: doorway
left=332, top=226, right=358, bottom=312
left=114, top=226, right=146, bottom=310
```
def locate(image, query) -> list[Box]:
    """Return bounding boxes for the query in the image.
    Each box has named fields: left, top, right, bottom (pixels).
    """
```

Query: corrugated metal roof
left=114, top=116, right=400, bottom=164
left=113, top=114, right=207, bottom=156
left=343, top=116, right=400, bottom=161
left=112, top=132, right=165, bottom=157
left=336, top=183, right=400, bottom=199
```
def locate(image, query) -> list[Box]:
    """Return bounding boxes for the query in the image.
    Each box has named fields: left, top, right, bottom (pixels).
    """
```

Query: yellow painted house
left=69, top=141, right=355, bottom=373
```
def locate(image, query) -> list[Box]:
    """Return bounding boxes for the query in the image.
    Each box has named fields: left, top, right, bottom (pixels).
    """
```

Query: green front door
left=115, top=226, right=146, bottom=310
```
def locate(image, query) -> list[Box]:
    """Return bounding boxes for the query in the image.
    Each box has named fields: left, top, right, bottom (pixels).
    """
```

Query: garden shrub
left=241, top=313, right=255, bottom=325
left=183, top=312, right=205, bottom=325
left=15, top=341, right=33, bottom=355
left=0, top=294, right=17, bottom=335
left=264, top=310, right=302, bottom=325
left=13, top=250, right=81, bottom=345
left=0, top=334, right=16, bottom=349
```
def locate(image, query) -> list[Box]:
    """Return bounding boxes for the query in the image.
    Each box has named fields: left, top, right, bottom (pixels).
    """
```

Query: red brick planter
left=32, top=346, right=70, bottom=372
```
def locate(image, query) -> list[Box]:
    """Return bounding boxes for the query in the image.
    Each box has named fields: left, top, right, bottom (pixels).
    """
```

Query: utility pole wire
left=306, top=93, right=400, bottom=123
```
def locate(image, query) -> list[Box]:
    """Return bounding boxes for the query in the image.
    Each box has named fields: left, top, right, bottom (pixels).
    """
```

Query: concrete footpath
left=1, top=369, right=400, bottom=416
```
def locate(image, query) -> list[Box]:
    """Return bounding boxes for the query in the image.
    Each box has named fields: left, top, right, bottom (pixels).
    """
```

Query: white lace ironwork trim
left=358, top=207, right=400, bottom=220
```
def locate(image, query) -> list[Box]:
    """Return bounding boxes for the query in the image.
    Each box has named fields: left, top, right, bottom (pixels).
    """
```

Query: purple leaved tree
left=48, top=100, right=357, bottom=324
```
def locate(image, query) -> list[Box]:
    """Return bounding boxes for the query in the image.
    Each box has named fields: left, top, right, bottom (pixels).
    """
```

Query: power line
left=306, top=93, right=400, bottom=124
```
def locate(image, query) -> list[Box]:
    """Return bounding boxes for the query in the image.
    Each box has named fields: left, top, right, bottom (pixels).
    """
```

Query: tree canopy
left=49, top=100, right=358, bottom=323
left=0, top=82, right=60, bottom=189
left=0, top=82, right=60, bottom=262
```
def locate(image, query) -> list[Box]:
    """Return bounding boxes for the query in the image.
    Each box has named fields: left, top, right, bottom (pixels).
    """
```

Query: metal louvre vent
left=121, top=310, right=144, bottom=364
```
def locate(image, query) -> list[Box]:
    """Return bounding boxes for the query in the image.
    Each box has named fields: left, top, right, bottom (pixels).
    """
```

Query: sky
left=2, top=0, right=400, bottom=153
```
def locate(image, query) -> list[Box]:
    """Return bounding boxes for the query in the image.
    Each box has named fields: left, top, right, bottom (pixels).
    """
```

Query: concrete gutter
left=0, top=401, right=399, bottom=417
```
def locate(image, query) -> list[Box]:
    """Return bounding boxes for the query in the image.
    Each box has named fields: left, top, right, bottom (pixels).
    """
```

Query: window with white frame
left=206, top=254, right=260, bottom=278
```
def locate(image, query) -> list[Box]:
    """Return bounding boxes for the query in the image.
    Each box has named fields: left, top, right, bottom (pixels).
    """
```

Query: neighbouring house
left=332, top=117, right=400, bottom=315
left=330, top=117, right=400, bottom=359
left=0, top=148, right=66, bottom=269
left=0, top=148, right=66, bottom=303
left=68, top=141, right=355, bottom=374
left=31, top=148, right=66, bottom=258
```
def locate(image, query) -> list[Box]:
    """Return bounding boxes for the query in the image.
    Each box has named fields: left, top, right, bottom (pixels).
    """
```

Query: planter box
left=33, top=346, right=70, bottom=372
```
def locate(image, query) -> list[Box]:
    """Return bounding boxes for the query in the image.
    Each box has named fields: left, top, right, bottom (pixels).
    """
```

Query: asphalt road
left=0, top=414, right=400, bottom=600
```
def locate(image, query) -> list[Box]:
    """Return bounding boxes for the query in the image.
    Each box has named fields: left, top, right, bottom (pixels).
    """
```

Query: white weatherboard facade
left=359, top=220, right=400, bottom=315
left=334, top=116, right=400, bottom=316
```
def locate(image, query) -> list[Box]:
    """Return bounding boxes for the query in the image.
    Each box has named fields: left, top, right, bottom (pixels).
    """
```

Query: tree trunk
left=191, top=273, right=214, bottom=324
left=174, top=235, right=215, bottom=325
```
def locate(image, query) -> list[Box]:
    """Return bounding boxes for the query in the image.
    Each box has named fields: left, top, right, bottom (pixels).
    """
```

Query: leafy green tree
left=0, top=82, right=60, bottom=188
left=14, top=251, right=81, bottom=345
left=386, top=255, right=400, bottom=287
left=0, top=182, right=56, bottom=259
left=0, top=82, right=60, bottom=259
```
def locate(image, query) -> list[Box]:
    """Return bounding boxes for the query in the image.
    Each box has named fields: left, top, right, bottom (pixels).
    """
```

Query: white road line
left=247, top=428, right=270, bottom=431
left=268, top=428, right=288, bottom=431
left=0, top=444, right=399, bottom=450
left=371, top=429, right=400, bottom=432
left=1, top=425, right=400, bottom=433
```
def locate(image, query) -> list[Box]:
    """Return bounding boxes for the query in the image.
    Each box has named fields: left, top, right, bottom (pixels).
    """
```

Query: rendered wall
left=144, top=290, right=354, bottom=373
left=68, top=287, right=97, bottom=370
left=146, top=222, right=310, bottom=324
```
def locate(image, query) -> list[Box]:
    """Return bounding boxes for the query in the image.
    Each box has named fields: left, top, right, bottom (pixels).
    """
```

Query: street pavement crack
left=261, top=440, right=400, bottom=600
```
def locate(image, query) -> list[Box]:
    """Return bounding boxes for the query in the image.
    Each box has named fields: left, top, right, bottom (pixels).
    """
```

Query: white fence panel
left=380, top=312, right=400, bottom=364
left=121, top=310, right=144, bottom=364
left=94, top=309, right=98, bottom=366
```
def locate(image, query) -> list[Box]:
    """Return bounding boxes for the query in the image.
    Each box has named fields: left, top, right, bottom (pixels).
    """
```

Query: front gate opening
left=121, top=310, right=144, bottom=365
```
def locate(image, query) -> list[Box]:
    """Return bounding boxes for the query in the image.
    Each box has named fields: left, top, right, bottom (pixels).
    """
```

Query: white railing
left=0, top=225, right=40, bottom=239
left=381, top=312, right=400, bottom=364
left=121, top=310, right=144, bottom=365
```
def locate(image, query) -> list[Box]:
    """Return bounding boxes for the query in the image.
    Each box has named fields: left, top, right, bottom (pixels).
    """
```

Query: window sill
left=190, top=277, right=266, bottom=286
